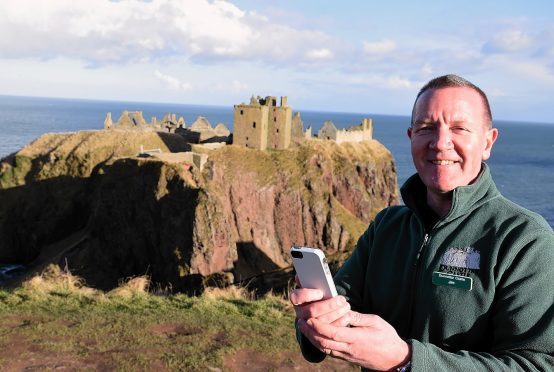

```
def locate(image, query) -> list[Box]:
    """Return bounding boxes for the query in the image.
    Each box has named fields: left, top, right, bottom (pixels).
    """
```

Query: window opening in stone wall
left=276, top=129, right=279, bottom=133
left=240, top=110, right=244, bottom=115
left=274, top=117, right=276, bottom=122
left=253, top=122, right=256, bottom=128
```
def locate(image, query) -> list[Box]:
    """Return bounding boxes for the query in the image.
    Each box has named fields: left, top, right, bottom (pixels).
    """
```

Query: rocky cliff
left=0, top=130, right=398, bottom=293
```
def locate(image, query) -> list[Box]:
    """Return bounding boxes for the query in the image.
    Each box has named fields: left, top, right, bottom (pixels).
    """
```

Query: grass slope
left=0, top=267, right=356, bottom=371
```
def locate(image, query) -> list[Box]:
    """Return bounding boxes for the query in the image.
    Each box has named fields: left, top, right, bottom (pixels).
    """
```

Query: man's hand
left=289, top=287, right=351, bottom=326
left=297, top=311, right=411, bottom=371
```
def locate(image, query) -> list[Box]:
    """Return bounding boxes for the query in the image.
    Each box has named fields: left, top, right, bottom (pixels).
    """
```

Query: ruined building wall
left=108, top=111, right=150, bottom=130
left=233, top=104, right=269, bottom=150
left=317, top=118, right=373, bottom=144
left=291, top=112, right=304, bottom=141
left=318, top=121, right=338, bottom=140
left=268, top=104, right=292, bottom=149
left=334, top=129, right=371, bottom=144
left=335, top=118, right=373, bottom=144
left=104, top=112, right=113, bottom=129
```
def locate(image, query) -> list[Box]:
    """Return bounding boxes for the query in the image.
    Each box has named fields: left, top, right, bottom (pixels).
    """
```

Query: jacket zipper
left=405, top=232, right=430, bottom=337
left=415, top=234, right=430, bottom=264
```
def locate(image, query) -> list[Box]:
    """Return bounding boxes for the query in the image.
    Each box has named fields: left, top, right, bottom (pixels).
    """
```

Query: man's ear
left=482, top=128, right=498, bottom=160
left=407, top=127, right=413, bottom=139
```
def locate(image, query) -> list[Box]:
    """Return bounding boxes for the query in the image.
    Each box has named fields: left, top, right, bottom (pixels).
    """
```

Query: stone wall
left=267, top=99, right=292, bottom=149
left=291, top=112, right=305, bottom=142
left=233, top=100, right=270, bottom=150
left=317, top=118, right=372, bottom=143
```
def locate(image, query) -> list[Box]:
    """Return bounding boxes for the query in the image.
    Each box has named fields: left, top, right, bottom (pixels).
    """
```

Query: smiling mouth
left=430, top=160, right=456, bottom=165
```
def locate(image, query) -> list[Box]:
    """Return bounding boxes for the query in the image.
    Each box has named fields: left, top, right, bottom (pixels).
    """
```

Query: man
left=290, top=74, right=554, bottom=371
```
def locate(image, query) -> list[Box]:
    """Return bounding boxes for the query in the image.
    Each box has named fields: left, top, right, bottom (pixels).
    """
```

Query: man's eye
left=452, top=127, right=469, bottom=132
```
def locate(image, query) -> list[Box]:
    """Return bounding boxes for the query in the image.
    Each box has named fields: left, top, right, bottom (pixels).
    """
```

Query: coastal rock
left=0, top=131, right=398, bottom=293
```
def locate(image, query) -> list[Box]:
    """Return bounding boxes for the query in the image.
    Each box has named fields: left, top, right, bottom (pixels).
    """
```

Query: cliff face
left=0, top=131, right=398, bottom=293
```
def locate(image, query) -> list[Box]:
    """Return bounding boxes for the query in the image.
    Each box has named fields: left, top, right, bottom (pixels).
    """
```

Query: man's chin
left=427, top=182, right=456, bottom=196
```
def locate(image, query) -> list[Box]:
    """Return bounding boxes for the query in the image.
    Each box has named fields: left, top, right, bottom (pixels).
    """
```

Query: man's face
left=408, top=87, right=498, bottom=195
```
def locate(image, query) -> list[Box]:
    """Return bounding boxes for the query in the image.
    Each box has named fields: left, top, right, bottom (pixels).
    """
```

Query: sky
left=0, top=0, right=553, bottom=123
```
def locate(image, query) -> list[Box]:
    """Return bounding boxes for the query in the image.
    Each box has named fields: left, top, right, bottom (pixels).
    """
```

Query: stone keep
left=233, top=96, right=292, bottom=150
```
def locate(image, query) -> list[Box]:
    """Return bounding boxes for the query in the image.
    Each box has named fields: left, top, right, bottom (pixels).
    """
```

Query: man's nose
left=430, top=126, right=453, bottom=150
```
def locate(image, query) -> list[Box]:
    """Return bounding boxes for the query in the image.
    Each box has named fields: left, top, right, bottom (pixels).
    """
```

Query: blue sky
left=0, top=0, right=553, bottom=122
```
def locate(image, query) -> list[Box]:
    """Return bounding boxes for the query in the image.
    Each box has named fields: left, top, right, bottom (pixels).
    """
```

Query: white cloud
left=421, top=63, right=433, bottom=77
left=483, top=30, right=534, bottom=53
left=362, top=39, right=397, bottom=58
left=345, top=73, right=419, bottom=90
left=305, top=48, right=334, bottom=61
left=482, top=55, right=554, bottom=84
left=213, top=79, right=249, bottom=93
left=0, top=0, right=337, bottom=67
left=154, top=70, right=192, bottom=91
left=231, top=80, right=249, bottom=92
left=384, top=75, right=416, bottom=89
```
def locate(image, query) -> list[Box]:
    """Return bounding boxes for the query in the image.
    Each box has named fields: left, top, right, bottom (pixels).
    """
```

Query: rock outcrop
left=0, top=130, right=398, bottom=293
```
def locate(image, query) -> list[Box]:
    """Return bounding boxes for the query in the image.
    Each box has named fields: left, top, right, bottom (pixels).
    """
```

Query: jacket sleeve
left=295, top=224, right=375, bottom=362
left=295, top=323, right=326, bottom=363
left=410, top=228, right=554, bottom=371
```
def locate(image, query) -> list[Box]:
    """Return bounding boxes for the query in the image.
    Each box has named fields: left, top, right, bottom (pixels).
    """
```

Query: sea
left=1, top=94, right=553, bottom=228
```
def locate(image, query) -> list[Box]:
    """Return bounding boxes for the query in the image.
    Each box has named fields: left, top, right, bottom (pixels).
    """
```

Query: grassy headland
left=0, top=266, right=355, bottom=370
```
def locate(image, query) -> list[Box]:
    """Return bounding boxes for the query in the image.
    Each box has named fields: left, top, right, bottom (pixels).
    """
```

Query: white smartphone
left=290, top=246, right=337, bottom=299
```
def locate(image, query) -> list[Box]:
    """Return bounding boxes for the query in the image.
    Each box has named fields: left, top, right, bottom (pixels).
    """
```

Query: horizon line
left=1, top=93, right=553, bottom=126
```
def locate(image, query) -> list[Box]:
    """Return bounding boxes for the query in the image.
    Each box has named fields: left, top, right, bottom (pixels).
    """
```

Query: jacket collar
left=401, top=163, right=500, bottom=226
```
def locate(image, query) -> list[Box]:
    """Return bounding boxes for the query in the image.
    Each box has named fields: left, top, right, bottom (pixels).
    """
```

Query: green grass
left=0, top=155, right=33, bottom=188
left=0, top=284, right=298, bottom=370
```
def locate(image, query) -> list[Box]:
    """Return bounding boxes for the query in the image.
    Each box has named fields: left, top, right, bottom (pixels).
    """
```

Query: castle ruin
left=233, top=95, right=372, bottom=149
left=102, top=95, right=373, bottom=171
left=233, top=96, right=305, bottom=150
left=104, top=111, right=231, bottom=144
left=177, top=116, right=231, bottom=144
left=317, top=118, right=373, bottom=144
left=104, top=111, right=149, bottom=130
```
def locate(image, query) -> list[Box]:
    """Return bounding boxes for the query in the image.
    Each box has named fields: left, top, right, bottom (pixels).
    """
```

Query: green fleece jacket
left=297, top=164, right=554, bottom=371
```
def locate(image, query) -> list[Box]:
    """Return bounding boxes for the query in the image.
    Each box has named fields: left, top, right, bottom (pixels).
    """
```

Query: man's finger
left=290, top=288, right=323, bottom=306
left=307, top=317, right=357, bottom=344
left=330, top=313, right=351, bottom=327
left=294, top=295, right=349, bottom=320
left=298, top=318, right=352, bottom=354
left=322, top=348, right=366, bottom=367
left=345, top=311, right=382, bottom=328
left=304, top=296, right=348, bottom=320
left=317, top=301, right=350, bottom=324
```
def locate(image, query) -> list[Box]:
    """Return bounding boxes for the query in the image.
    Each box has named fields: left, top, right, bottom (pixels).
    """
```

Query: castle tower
left=291, top=112, right=304, bottom=141
left=233, top=97, right=269, bottom=150
left=267, top=96, right=292, bottom=149
left=233, top=95, right=295, bottom=150
left=362, top=118, right=373, bottom=139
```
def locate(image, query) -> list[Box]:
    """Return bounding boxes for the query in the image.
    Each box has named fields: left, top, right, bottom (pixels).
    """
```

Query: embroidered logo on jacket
left=438, top=246, right=480, bottom=276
